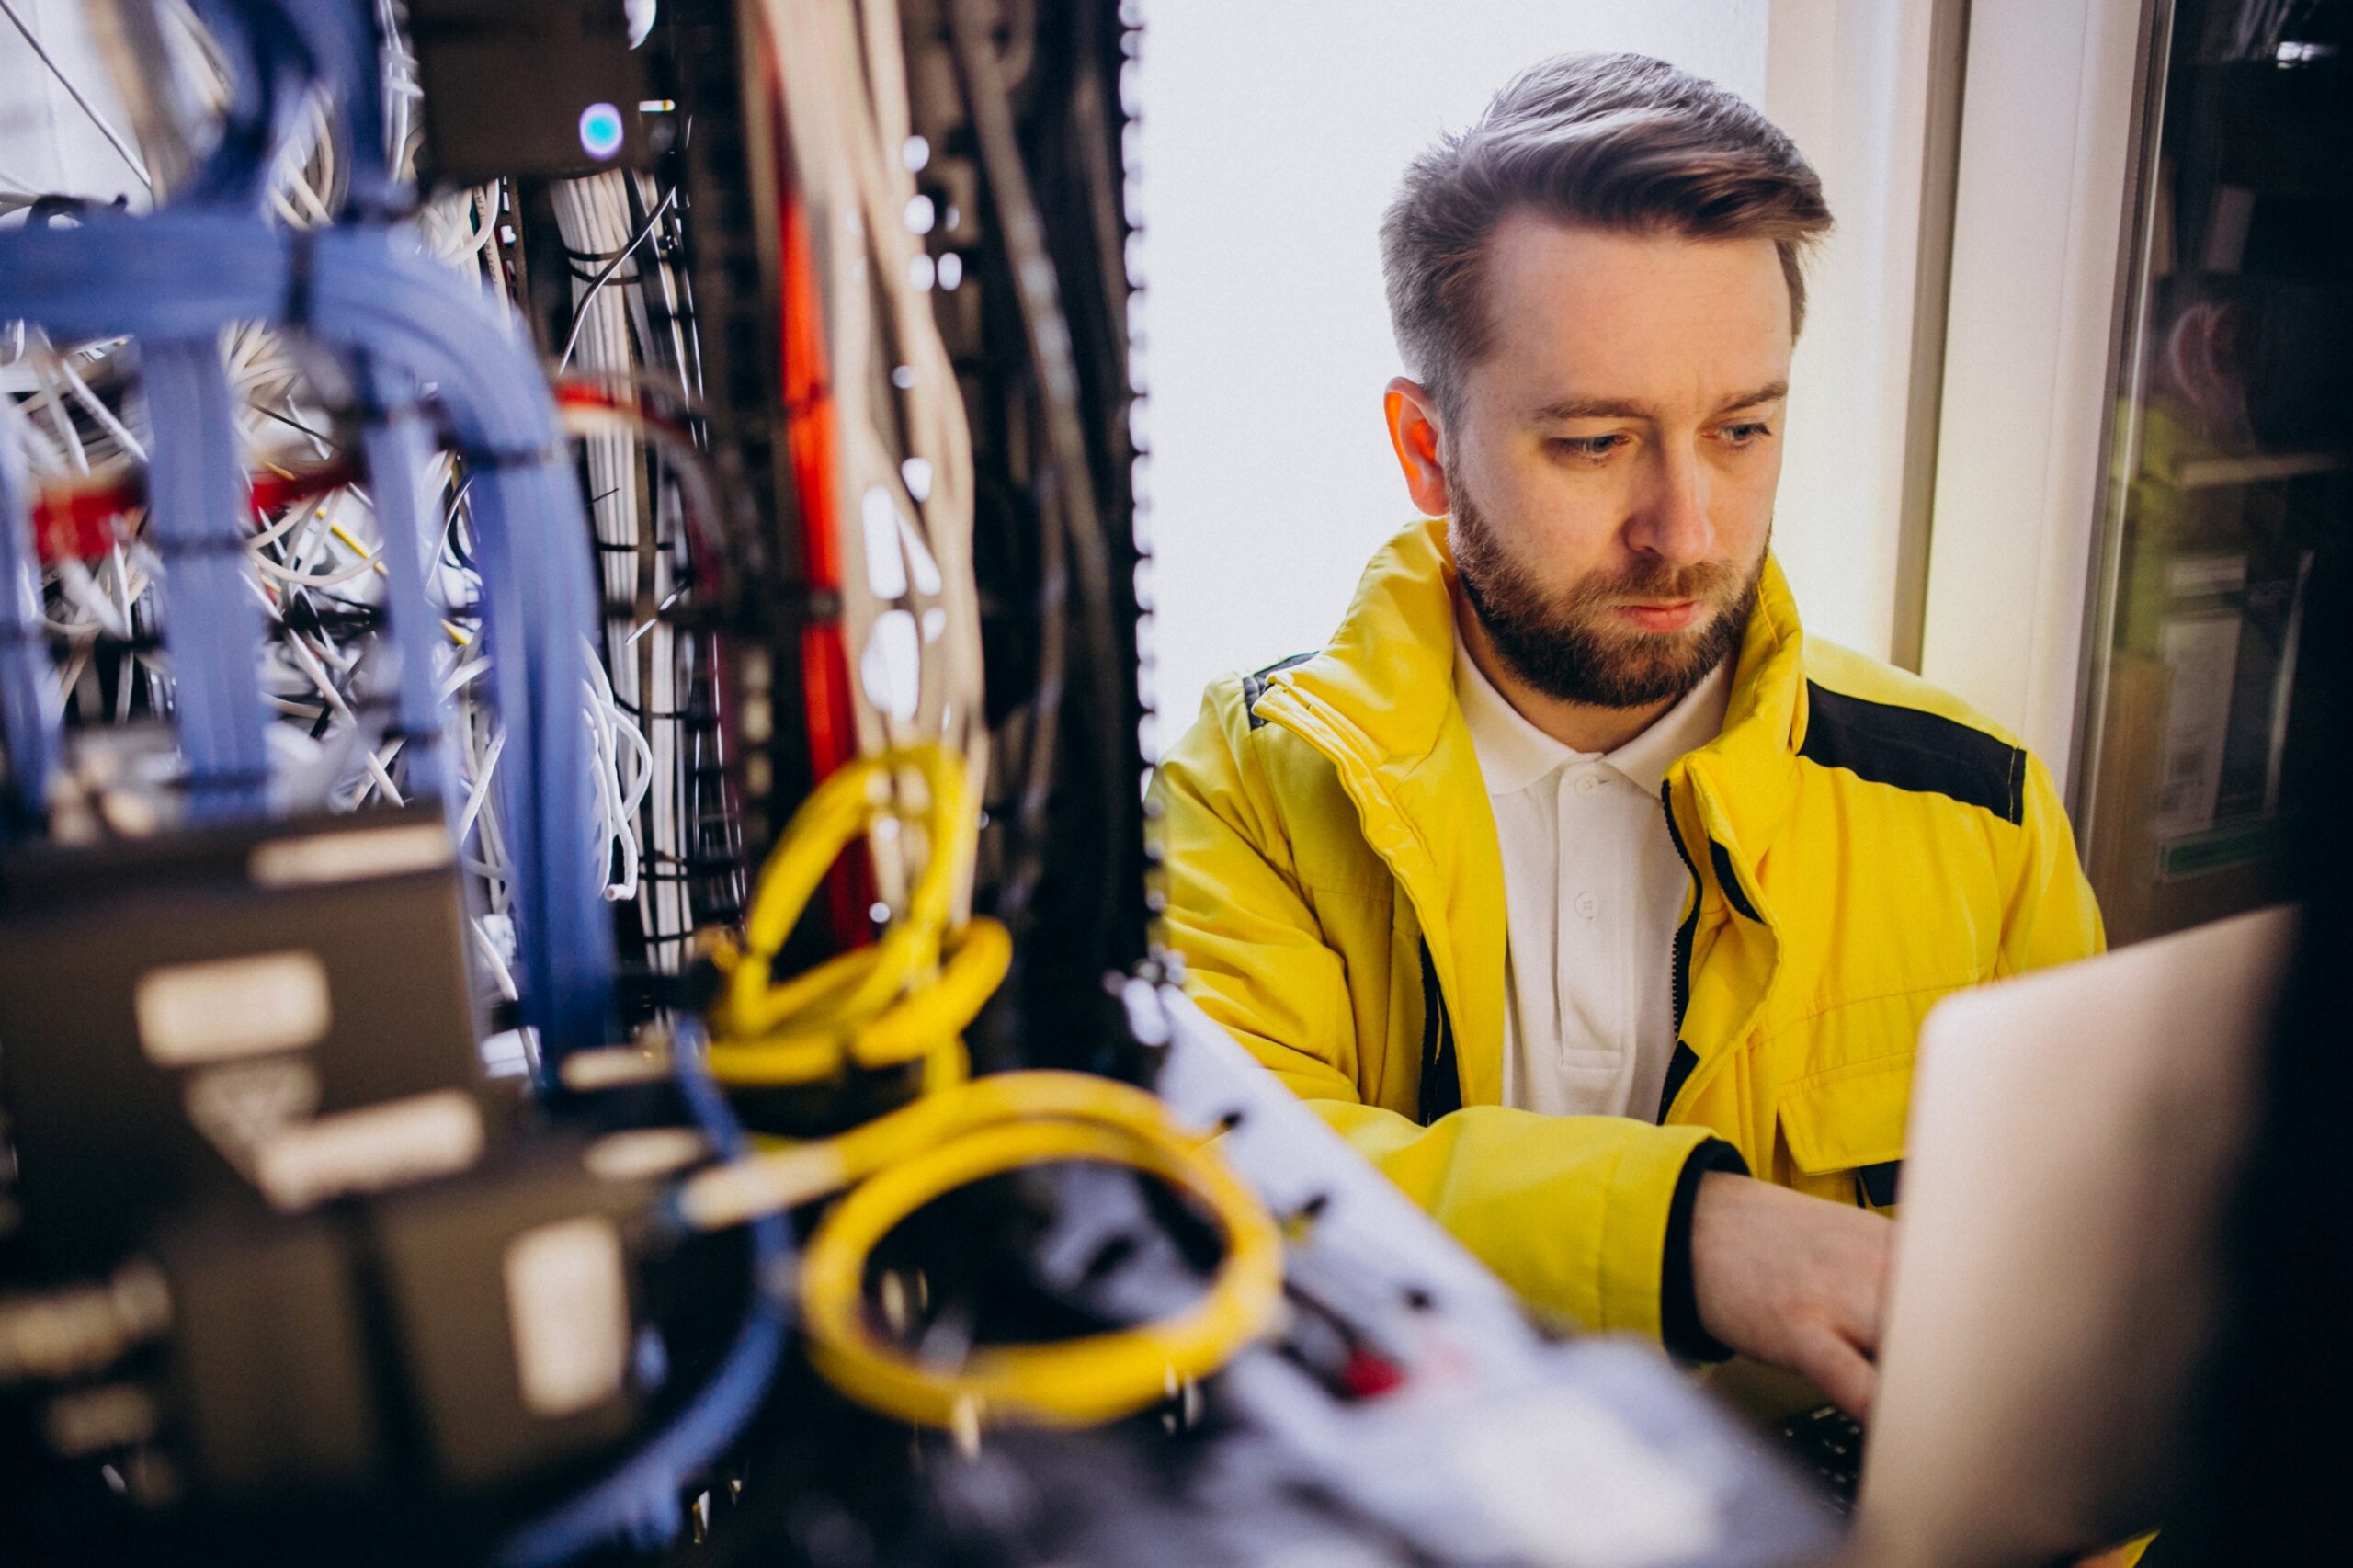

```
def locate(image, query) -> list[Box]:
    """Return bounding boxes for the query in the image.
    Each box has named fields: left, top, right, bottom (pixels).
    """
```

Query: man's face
left=1440, top=216, right=1791, bottom=710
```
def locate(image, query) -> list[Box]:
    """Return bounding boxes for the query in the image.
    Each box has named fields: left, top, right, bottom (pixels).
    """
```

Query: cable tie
left=454, top=442, right=569, bottom=473
left=349, top=376, right=403, bottom=426
left=285, top=228, right=318, bottom=335
left=150, top=533, right=255, bottom=559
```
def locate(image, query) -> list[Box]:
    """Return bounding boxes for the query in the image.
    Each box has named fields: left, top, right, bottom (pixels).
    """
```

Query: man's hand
left=1689, top=1171, right=1893, bottom=1418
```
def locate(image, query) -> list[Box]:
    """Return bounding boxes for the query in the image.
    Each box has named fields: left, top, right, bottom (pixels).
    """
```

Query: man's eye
left=1718, top=422, right=1773, bottom=447
left=1551, top=435, right=1626, bottom=461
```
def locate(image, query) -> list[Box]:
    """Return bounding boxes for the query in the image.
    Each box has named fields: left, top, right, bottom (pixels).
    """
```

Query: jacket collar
left=1683, top=539, right=1808, bottom=866
left=1251, top=517, right=1810, bottom=1094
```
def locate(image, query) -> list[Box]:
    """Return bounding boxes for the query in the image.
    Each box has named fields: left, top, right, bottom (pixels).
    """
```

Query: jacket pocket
left=1775, top=1052, right=1913, bottom=1210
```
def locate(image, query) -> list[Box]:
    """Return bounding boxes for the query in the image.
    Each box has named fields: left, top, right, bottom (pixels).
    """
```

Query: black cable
left=442, top=477, right=477, bottom=570
left=555, top=186, right=680, bottom=371
left=256, top=403, right=349, bottom=453
left=949, top=0, right=1127, bottom=947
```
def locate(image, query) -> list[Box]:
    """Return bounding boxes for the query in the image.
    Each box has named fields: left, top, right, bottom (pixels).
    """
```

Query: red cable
left=772, top=90, right=874, bottom=950
left=27, top=457, right=364, bottom=566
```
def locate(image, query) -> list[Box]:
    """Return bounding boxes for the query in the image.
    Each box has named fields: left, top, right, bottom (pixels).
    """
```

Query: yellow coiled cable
left=698, top=744, right=1282, bottom=1429
left=707, top=746, right=1005, bottom=1090
left=679, top=1069, right=1285, bottom=1430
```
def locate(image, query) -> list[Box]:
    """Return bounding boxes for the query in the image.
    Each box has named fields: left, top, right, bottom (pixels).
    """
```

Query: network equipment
left=0, top=4, right=1840, bottom=1563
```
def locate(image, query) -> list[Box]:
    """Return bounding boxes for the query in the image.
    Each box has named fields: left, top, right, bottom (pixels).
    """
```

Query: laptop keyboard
left=1776, top=1403, right=1864, bottom=1514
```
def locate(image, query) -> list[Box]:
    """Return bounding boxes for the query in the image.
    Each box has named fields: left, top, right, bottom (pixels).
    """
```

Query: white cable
left=38, top=334, right=146, bottom=461
left=757, top=0, right=993, bottom=915
left=53, top=561, right=129, bottom=640
left=247, top=571, right=404, bottom=805
left=454, top=724, right=506, bottom=871
left=9, top=390, right=68, bottom=474
left=471, top=916, right=520, bottom=1002
left=31, top=358, right=89, bottom=473
left=580, top=634, right=651, bottom=902
left=551, top=172, right=715, bottom=948
left=438, top=655, right=491, bottom=701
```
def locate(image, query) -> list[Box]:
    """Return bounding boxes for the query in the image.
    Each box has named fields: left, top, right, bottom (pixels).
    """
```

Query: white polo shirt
left=1452, top=633, right=1733, bottom=1120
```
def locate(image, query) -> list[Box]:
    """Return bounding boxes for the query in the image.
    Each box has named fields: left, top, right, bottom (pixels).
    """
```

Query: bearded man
left=1154, top=52, right=2102, bottom=1417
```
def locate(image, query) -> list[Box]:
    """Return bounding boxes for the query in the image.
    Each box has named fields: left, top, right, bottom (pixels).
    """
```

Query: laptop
left=1848, top=904, right=2297, bottom=1567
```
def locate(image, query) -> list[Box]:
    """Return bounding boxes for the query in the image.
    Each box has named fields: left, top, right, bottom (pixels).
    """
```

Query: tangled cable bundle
left=706, top=744, right=1008, bottom=1092
left=690, top=742, right=1280, bottom=1430
left=687, top=1066, right=1282, bottom=1430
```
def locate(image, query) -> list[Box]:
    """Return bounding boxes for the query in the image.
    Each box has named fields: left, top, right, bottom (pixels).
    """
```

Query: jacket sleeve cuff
left=1660, top=1138, right=1750, bottom=1364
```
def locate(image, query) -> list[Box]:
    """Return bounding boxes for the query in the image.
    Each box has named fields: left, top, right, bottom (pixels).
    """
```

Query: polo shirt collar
left=1452, top=628, right=1733, bottom=801
left=1452, top=631, right=1588, bottom=794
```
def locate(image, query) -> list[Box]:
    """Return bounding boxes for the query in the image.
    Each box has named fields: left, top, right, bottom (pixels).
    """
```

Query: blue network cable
left=178, top=1, right=318, bottom=212
left=255, top=0, right=402, bottom=214
left=0, top=211, right=618, bottom=1055
left=183, top=0, right=397, bottom=216
left=309, top=223, right=620, bottom=1058
left=142, top=338, right=274, bottom=822
left=0, top=0, right=618, bottom=1045
left=0, top=13, right=782, bottom=1559
left=499, top=1021, right=794, bottom=1568
left=0, top=403, right=60, bottom=831
left=351, top=372, right=451, bottom=804
left=0, top=0, right=385, bottom=830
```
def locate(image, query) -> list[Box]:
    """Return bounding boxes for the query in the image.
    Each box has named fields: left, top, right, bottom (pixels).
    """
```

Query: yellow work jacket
left=1154, top=516, right=2104, bottom=1344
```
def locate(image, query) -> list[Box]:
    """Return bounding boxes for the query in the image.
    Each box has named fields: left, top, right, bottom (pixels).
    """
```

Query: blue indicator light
left=579, top=103, right=626, bottom=161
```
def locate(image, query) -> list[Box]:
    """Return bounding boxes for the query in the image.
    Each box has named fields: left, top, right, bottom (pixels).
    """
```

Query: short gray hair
left=1381, top=52, right=1832, bottom=415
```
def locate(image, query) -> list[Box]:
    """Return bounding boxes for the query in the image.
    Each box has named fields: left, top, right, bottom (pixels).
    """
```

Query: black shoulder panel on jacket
left=1798, top=681, right=2027, bottom=825
left=1242, top=653, right=1316, bottom=731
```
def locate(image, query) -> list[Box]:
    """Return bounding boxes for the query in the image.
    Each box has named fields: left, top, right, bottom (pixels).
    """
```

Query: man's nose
left=1625, top=444, right=1717, bottom=567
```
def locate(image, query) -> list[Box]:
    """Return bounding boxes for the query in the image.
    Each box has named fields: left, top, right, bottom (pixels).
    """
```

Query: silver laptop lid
left=1854, top=904, right=2296, bottom=1568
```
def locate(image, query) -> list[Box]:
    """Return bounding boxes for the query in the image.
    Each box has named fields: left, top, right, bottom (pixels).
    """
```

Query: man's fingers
left=1792, top=1330, right=1877, bottom=1422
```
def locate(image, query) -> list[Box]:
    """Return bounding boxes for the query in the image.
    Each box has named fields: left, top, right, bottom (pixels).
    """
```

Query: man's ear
left=1384, top=377, right=1453, bottom=519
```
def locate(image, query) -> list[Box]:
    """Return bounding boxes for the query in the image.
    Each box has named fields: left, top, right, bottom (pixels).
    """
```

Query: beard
left=1450, top=485, right=1765, bottom=710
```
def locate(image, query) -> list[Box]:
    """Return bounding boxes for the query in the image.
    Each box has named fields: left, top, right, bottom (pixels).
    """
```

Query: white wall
left=1765, top=0, right=1949, bottom=668
left=0, top=0, right=148, bottom=210
left=1133, top=0, right=1774, bottom=748
left=1920, top=0, right=2151, bottom=788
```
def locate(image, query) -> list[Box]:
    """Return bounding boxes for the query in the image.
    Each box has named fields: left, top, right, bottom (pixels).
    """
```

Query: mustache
left=1563, top=556, right=1748, bottom=612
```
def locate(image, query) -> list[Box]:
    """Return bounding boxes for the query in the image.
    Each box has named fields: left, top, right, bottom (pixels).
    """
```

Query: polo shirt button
left=1574, top=892, right=1600, bottom=920
left=1574, top=771, right=1601, bottom=796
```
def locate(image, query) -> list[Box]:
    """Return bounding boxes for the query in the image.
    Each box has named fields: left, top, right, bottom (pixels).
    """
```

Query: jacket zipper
left=1416, top=937, right=1460, bottom=1125
left=1659, top=781, right=1699, bottom=1038
left=1258, top=687, right=1469, bottom=1125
